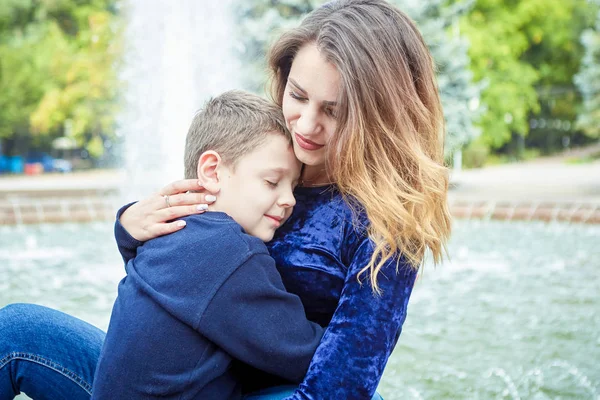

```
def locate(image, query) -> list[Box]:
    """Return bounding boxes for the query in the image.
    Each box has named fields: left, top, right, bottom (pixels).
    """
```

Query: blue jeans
left=0, top=304, right=383, bottom=400
left=0, top=303, right=104, bottom=400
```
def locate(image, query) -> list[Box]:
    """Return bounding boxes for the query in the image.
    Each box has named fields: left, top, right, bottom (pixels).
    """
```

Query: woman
left=0, top=0, right=450, bottom=399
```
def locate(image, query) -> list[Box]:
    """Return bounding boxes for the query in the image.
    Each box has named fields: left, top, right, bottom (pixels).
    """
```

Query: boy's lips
left=295, top=133, right=324, bottom=151
left=265, top=214, right=283, bottom=226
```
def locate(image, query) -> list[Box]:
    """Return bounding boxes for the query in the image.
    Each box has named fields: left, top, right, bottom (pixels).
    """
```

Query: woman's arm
left=113, top=179, right=216, bottom=263
left=114, top=202, right=144, bottom=263
left=286, top=239, right=418, bottom=400
left=120, top=179, right=216, bottom=241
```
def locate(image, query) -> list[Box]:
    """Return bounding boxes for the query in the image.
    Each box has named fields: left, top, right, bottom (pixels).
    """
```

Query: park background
left=1, top=0, right=600, bottom=170
left=1, top=1, right=599, bottom=399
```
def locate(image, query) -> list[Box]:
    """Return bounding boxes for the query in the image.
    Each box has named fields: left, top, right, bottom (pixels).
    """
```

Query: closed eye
left=324, top=106, right=337, bottom=119
left=265, top=180, right=278, bottom=188
left=289, top=91, right=307, bottom=102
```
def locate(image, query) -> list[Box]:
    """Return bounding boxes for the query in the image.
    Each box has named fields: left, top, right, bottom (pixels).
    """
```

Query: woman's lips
left=295, top=133, right=324, bottom=151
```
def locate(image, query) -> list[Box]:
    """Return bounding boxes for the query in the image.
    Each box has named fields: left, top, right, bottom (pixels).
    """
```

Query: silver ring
left=163, top=195, right=171, bottom=208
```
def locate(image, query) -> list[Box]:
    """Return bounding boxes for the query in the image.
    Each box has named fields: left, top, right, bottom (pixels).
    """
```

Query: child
left=92, top=91, right=323, bottom=400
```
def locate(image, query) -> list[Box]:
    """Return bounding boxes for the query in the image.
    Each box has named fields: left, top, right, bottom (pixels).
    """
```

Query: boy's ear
left=196, top=150, right=223, bottom=193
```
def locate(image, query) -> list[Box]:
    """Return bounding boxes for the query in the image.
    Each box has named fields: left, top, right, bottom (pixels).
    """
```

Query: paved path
left=0, top=170, right=124, bottom=197
left=447, top=145, right=600, bottom=222
left=450, top=160, right=600, bottom=203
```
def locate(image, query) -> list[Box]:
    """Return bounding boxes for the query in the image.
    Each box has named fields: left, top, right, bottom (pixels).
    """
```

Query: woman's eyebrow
left=289, top=78, right=338, bottom=106
left=288, top=78, right=307, bottom=94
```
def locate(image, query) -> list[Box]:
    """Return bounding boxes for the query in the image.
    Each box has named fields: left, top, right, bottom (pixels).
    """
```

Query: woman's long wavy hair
left=268, top=0, right=451, bottom=293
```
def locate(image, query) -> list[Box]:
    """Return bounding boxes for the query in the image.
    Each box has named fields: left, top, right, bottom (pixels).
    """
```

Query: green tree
left=459, top=0, right=595, bottom=152
left=236, top=0, right=319, bottom=95
left=574, top=0, right=600, bottom=138
left=0, top=0, right=122, bottom=157
left=0, top=1, right=49, bottom=152
left=400, top=0, right=484, bottom=158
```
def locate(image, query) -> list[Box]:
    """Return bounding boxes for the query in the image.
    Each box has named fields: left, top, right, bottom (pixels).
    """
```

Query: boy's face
left=215, top=133, right=301, bottom=242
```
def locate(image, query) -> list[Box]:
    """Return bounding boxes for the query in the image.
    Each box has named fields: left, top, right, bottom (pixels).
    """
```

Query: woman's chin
left=293, top=145, right=326, bottom=167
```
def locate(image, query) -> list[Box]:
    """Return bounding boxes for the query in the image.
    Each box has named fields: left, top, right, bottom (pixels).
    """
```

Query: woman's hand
left=120, top=179, right=217, bottom=242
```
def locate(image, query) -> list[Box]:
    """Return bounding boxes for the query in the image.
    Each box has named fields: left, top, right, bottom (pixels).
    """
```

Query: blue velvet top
left=265, top=185, right=417, bottom=399
left=116, top=185, right=417, bottom=399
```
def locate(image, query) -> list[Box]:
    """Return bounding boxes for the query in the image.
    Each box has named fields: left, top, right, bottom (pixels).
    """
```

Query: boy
left=92, top=91, right=323, bottom=399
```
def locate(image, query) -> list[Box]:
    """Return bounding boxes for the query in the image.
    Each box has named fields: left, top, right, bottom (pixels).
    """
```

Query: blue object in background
left=0, top=155, right=8, bottom=173
left=26, top=152, right=55, bottom=172
left=8, top=156, right=24, bottom=174
left=0, top=153, right=73, bottom=174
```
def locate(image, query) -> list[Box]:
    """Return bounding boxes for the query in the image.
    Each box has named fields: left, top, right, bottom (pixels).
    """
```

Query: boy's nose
left=279, top=193, right=296, bottom=208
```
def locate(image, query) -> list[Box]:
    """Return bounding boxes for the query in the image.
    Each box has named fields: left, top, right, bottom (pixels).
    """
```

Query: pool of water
left=1, top=221, right=598, bottom=399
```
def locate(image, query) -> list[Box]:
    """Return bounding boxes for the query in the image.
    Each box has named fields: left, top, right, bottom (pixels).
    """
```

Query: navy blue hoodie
left=92, top=211, right=323, bottom=400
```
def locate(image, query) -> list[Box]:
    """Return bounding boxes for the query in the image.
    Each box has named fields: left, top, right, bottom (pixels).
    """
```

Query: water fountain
left=118, top=0, right=242, bottom=201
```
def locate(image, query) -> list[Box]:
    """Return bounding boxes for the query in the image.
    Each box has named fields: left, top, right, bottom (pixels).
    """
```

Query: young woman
left=0, top=1, right=450, bottom=399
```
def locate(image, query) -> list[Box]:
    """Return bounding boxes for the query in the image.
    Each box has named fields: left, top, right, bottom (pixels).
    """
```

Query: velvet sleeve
left=285, top=238, right=418, bottom=400
left=113, top=202, right=143, bottom=264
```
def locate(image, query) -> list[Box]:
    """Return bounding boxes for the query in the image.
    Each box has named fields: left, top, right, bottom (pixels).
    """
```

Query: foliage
left=0, top=0, right=122, bottom=157
left=236, top=0, right=319, bottom=95
left=400, top=0, right=484, bottom=157
left=461, top=139, right=489, bottom=168
left=236, top=0, right=484, bottom=158
left=458, top=0, right=596, bottom=151
left=574, top=0, right=600, bottom=138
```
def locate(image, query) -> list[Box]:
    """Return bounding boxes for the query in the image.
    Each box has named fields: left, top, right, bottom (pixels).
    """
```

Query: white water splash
left=408, top=387, right=424, bottom=400
left=481, top=362, right=600, bottom=400
left=547, top=360, right=599, bottom=399
left=484, top=368, right=521, bottom=400
left=119, top=0, right=242, bottom=200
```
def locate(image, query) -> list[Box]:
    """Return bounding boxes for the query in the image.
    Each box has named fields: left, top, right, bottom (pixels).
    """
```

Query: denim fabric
left=0, top=303, right=104, bottom=400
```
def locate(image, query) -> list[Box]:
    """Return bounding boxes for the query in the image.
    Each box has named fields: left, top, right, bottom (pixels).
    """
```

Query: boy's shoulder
left=141, top=211, right=268, bottom=264
left=184, top=211, right=266, bottom=247
left=130, top=212, right=271, bottom=306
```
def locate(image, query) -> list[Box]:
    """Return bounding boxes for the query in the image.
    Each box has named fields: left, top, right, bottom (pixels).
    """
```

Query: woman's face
left=281, top=43, right=340, bottom=169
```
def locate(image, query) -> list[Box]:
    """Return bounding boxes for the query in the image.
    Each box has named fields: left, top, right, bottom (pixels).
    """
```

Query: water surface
left=1, top=221, right=598, bottom=399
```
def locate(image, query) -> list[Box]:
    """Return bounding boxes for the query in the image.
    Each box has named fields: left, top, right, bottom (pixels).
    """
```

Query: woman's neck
left=300, top=164, right=333, bottom=187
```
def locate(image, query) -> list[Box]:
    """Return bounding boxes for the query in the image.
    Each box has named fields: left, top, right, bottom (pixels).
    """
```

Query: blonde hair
left=268, top=0, right=451, bottom=293
left=184, top=90, right=289, bottom=178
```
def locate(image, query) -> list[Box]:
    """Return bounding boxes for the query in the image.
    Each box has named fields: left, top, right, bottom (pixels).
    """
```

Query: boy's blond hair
left=184, top=90, right=290, bottom=179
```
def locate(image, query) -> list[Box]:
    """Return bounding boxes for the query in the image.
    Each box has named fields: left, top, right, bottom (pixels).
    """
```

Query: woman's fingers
left=162, top=192, right=215, bottom=208
left=145, top=205, right=209, bottom=238
left=151, top=219, right=189, bottom=237
left=157, top=205, right=209, bottom=222
left=119, top=179, right=218, bottom=242
left=158, top=179, right=204, bottom=196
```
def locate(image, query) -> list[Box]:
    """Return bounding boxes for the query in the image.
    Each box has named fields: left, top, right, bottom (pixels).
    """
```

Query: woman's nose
left=295, top=107, right=321, bottom=135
